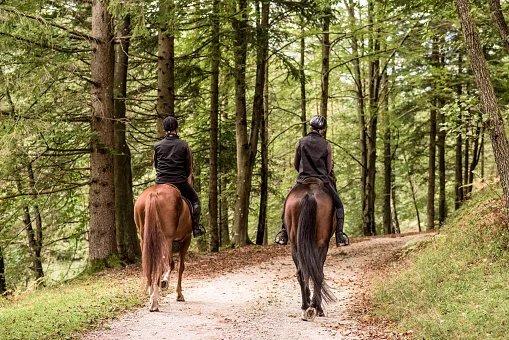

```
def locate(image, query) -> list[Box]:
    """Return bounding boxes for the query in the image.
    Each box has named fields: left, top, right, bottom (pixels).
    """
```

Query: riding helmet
left=163, top=116, right=178, bottom=132
left=309, top=115, right=326, bottom=130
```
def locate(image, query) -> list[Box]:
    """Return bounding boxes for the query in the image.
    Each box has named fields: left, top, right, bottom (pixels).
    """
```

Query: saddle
left=301, top=177, right=324, bottom=186
left=164, top=184, right=194, bottom=215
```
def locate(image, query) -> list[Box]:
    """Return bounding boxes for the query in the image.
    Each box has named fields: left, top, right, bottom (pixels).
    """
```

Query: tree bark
left=455, top=53, right=464, bottom=210
left=320, top=2, right=331, bottom=132
left=89, top=0, right=117, bottom=264
left=256, top=1, right=269, bottom=246
left=487, top=0, right=509, bottom=54
left=113, top=14, right=140, bottom=263
left=426, top=36, right=439, bottom=231
left=365, top=0, right=380, bottom=236
left=209, top=0, right=220, bottom=252
left=300, top=12, right=307, bottom=137
left=382, top=70, right=392, bottom=235
left=455, top=0, right=509, bottom=218
left=437, top=46, right=446, bottom=226
left=157, top=0, right=175, bottom=138
left=345, top=0, right=367, bottom=236
left=232, top=0, right=262, bottom=246
left=0, top=243, right=5, bottom=293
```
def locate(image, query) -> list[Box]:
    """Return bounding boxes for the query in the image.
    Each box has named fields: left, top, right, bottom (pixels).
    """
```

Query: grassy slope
left=0, top=266, right=144, bottom=340
left=371, top=187, right=509, bottom=339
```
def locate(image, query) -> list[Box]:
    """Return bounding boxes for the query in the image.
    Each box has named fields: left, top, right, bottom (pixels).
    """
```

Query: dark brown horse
left=283, top=178, right=336, bottom=321
left=134, top=184, right=192, bottom=312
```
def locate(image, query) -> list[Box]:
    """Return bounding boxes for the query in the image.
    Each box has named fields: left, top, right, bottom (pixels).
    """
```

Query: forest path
left=82, top=232, right=431, bottom=340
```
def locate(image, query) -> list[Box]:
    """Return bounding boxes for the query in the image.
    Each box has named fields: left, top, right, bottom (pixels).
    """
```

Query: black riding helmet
left=163, top=116, right=178, bottom=132
left=309, top=115, right=326, bottom=130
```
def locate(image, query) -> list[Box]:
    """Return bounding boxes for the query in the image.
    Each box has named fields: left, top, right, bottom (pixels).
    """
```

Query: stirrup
left=192, top=226, right=206, bottom=238
left=274, top=230, right=288, bottom=245
left=336, top=232, right=350, bottom=247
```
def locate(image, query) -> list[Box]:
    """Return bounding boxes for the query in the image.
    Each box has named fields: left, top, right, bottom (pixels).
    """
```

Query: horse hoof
left=177, top=294, right=185, bottom=302
left=161, top=280, right=169, bottom=291
left=304, top=307, right=316, bottom=321
left=317, top=310, right=325, bottom=317
left=149, top=307, right=159, bottom=312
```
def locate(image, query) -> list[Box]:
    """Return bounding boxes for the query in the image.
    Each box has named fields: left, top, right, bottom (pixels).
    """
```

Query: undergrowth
left=371, top=187, right=509, bottom=339
left=0, top=266, right=144, bottom=340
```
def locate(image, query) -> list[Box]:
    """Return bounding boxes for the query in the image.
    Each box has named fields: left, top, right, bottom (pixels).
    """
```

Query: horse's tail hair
left=297, top=192, right=335, bottom=303
left=142, top=191, right=170, bottom=289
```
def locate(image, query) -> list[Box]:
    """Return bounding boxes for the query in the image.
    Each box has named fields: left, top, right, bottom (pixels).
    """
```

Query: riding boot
left=335, top=208, right=349, bottom=247
left=191, top=202, right=206, bottom=238
left=275, top=224, right=288, bottom=245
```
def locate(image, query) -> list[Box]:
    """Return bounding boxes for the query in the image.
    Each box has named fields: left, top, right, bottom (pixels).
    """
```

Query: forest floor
left=81, top=232, right=433, bottom=340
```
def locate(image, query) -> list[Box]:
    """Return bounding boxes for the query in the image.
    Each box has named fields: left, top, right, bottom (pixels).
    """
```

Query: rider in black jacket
left=153, top=116, right=206, bottom=238
left=276, top=115, right=347, bottom=247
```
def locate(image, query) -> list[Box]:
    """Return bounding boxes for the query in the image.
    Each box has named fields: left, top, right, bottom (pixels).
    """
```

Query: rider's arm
left=293, top=140, right=301, bottom=171
left=327, top=142, right=332, bottom=174
left=153, top=150, right=157, bottom=169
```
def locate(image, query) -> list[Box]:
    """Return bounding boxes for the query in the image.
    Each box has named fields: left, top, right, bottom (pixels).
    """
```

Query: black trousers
left=174, top=182, right=200, bottom=209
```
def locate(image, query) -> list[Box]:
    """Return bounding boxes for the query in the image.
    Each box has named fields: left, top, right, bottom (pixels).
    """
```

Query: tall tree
left=209, top=0, right=220, bottom=252
left=454, top=0, right=509, bottom=218
left=487, top=0, right=509, bottom=54
left=437, top=41, right=446, bottom=226
left=426, top=36, right=439, bottom=231
left=113, top=14, right=140, bottom=263
left=256, top=0, right=270, bottom=246
left=232, top=0, right=262, bottom=246
left=455, top=53, right=464, bottom=209
left=320, top=1, right=331, bottom=128
left=157, top=0, right=175, bottom=137
left=89, top=0, right=117, bottom=265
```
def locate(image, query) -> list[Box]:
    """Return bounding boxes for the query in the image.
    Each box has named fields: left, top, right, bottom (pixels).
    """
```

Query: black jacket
left=294, top=131, right=332, bottom=184
left=154, top=134, right=192, bottom=184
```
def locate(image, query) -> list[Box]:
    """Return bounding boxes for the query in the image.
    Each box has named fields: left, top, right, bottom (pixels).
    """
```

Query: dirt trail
left=82, top=233, right=431, bottom=340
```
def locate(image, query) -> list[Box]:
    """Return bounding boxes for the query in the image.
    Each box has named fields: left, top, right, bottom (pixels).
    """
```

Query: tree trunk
left=391, top=184, right=400, bottom=234
left=382, top=69, right=392, bottom=235
left=455, top=53, right=464, bottom=210
left=255, top=1, right=269, bottom=246
left=0, top=244, right=5, bottom=293
left=232, top=0, right=262, bottom=246
left=113, top=15, right=140, bottom=263
left=427, top=37, right=439, bottom=231
left=404, top=152, right=421, bottom=231
left=157, top=0, right=175, bottom=138
left=89, top=0, right=117, bottom=264
left=16, top=177, right=44, bottom=281
left=220, top=89, right=230, bottom=247
left=437, top=44, right=446, bottom=226
left=365, top=0, right=380, bottom=236
left=455, top=0, right=509, bottom=218
left=345, top=0, right=367, bottom=236
left=487, top=0, right=509, bottom=54
left=300, top=12, right=307, bottom=137
left=320, top=2, right=331, bottom=131
left=208, top=0, right=220, bottom=252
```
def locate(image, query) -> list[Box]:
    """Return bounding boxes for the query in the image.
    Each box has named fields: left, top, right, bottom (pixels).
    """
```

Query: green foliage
left=371, top=186, right=509, bottom=339
left=0, top=268, right=144, bottom=340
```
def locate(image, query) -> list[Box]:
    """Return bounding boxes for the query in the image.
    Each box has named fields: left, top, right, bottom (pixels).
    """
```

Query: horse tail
left=142, top=191, right=169, bottom=289
left=297, top=192, right=335, bottom=303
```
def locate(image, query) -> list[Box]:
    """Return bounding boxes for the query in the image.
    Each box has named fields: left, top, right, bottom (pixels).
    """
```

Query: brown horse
left=134, top=184, right=192, bottom=312
left=283, top=178, right=336, bottom=321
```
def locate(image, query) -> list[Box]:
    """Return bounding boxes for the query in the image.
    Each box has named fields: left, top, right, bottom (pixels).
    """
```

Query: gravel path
left=82, top=233, right=431, bottom=340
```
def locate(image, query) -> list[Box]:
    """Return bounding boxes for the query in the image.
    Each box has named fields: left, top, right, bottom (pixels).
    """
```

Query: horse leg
left=312, top=245, right=329, bottom=317
left=161, top=241, right=175, bottom=292
left=176, top=236, right=191, bottom=302
left=292, top=247, right=312, bottom=320
left=149, top=283, right=160, bottom=312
